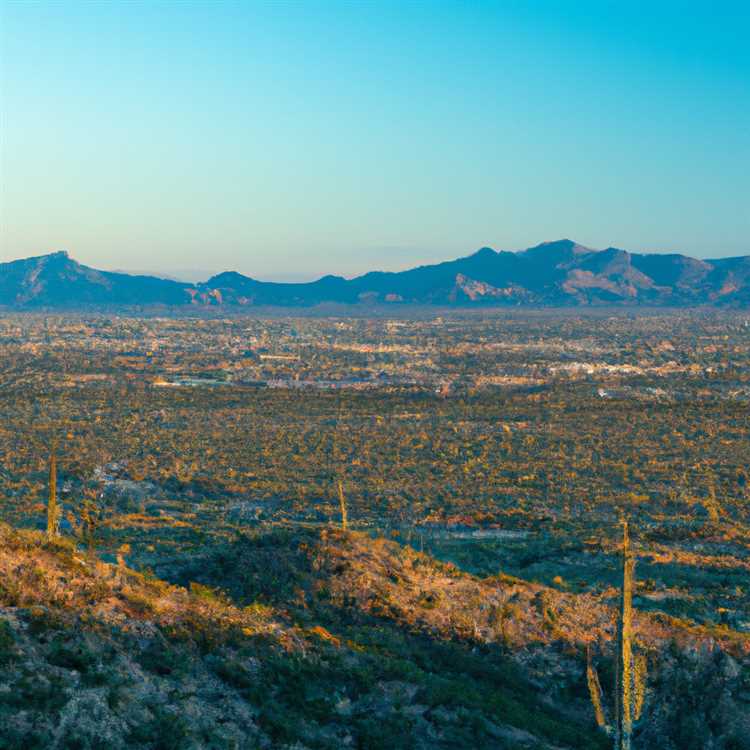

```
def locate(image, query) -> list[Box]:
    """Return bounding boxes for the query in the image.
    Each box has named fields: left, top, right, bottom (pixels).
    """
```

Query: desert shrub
left=125, top=589, right=155, bottom=617
left=137, top=640, right=191, bottom=677
left=351, top=714, right=415, bottom=750
left=152, top=709, right=193, bottom=750
left=418, top=675, right=482, bottom=709
left=41, top=533, right=77, bottom=557
left=0, top=726, right=50, bottom=750
left=0, top=619, right=15, bottom=665
left=106, top=683, right=133, bottom=712
left=212, top=657, right=255, bottom=691
left=47, top=635, right=98, bottom=674
left=80, top=577, right=112, bottom=604
left=256, top=702, right=308, bottom=745
left=417, top=590, right=442, bottom=609
left=127, top=706, right=192, bottom=750
left=0, top=578, right=21, bottom=606
left=26, top=605, right=66, bottom=636
left=189, top=581, right=230, bottom=606
left=0, top=669, right=68, bottom=712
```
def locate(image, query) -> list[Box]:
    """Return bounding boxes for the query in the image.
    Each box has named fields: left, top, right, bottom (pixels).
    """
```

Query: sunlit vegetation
left=0, top=310, right=749, bottom=747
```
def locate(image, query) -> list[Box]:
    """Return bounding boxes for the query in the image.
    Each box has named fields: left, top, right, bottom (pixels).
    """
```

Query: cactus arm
left=586, top=645, right=608, bottom=730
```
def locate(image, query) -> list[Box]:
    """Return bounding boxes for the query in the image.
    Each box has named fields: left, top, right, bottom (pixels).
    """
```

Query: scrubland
left=0, top=310, right=749, bottom=748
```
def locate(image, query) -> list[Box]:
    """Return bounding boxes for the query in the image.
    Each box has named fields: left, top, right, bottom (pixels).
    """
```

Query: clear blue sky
left=1, top=1, right=748, bottom=281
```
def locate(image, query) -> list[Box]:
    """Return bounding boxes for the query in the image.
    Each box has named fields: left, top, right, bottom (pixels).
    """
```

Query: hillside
left=1, top=241, right=749, bottom=308
left=0, top=252, right=190, bottom=308
left=2, top=522, right=748, bottom=749
left=200, top=240, right=750, bottom=307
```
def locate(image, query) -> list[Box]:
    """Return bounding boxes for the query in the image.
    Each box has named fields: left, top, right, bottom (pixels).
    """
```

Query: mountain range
left=1, top=240, right=748, bottom=309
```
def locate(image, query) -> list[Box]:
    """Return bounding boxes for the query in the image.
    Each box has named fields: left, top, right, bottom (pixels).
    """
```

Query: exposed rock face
left=450, top=274, right=532, bottom=302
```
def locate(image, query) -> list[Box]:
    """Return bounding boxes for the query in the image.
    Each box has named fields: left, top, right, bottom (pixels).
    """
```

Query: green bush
left=26, top=606, right=65, bottom=636
left=0, top=619, right=15, bottom=665
left=137, top=640, right=191, bottom=677
left=47, top=636, right=98, bottom=674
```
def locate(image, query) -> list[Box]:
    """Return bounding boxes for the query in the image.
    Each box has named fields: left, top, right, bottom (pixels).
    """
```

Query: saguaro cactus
left=615, top=518, right=636, bottom=750
left=337, top=478, right=348, bottom=530
left=587, top=518, right=647, bottom=750
left=46, top=450, right=59, bottom=539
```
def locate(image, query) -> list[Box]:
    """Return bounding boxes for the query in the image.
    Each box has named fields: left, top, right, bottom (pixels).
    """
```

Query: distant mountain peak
left=540, top=238, right=575, bottom=246
left=470, top=247, right=497, bottom=259
left=521, top=239, right=590, bottom=254
left=16, top=249, right=72, bottom=265
left=318, top=274, right=347, bottom=282
left=0, top=251, right=191, bottom=308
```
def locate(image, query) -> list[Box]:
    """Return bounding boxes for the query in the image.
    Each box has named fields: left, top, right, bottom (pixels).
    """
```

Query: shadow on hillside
left=154, top=525, right=609, bottom=750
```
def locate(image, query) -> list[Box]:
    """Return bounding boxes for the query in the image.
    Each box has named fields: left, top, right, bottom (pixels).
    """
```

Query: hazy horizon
left=1, top=1, right=748, bottom=278
left=3, top=235, right=748, bottom=286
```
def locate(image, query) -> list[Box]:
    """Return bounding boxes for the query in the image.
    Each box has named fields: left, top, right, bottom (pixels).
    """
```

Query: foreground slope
left=0, top=522, right=614, bottom=750
left=3, top=521, right=739, bottom=750
left=2, top=522, right=749, bottom=748
left=172, top=527, right=750, bottom=750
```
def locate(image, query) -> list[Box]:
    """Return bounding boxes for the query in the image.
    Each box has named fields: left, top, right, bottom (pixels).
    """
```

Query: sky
left=1, top=1, right=748, bottom=282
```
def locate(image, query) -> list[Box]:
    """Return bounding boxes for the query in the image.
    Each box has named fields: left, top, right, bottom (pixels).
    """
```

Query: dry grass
left=0, top=522, right=294, bottom=649
left=308, top=528, right=750, bottom=658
